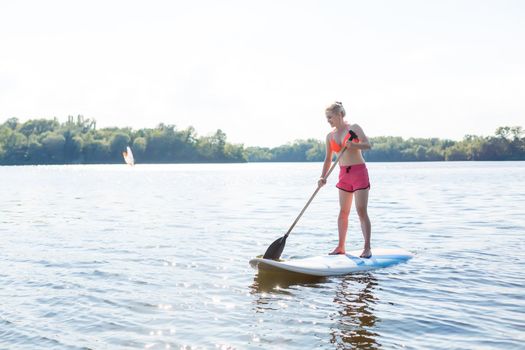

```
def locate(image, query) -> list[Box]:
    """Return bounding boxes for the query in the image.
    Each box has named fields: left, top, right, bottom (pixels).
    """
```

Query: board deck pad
left=250, top=248, right=412, bottom=276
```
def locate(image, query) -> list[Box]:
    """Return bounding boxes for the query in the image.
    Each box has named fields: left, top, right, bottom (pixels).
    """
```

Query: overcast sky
left=1, top=0, right=523, bottom=146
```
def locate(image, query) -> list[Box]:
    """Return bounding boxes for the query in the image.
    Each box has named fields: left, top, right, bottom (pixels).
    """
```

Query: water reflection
left=330, top=274, right=379, bottom=350
left=251, top=270, right=326, bottom=293
left=250, top=271, right=379, bottom=349
left=250, top=270, right=326, bottom=312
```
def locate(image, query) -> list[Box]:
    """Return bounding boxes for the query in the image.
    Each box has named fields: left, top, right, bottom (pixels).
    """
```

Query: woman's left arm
left=347, top=124, right=372, bottom=150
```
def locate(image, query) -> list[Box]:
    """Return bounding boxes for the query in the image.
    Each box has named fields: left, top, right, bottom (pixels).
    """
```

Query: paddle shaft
left=283, top=146, right=347, bottom=238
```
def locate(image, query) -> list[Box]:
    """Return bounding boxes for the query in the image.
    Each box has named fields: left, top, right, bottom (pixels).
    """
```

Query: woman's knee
left=338, top=208, right=351, bottom=218
left=356, top=206, right=368, bottom=219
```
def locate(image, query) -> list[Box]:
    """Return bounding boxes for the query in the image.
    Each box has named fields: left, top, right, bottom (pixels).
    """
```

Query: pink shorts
left=336, top=163, right=370, bottom=193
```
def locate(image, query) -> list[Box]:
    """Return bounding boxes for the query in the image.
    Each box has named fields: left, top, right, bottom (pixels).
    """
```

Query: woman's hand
left=318, top=177, right=327, bottom=187
left=345, top=139, right=358, bottom=149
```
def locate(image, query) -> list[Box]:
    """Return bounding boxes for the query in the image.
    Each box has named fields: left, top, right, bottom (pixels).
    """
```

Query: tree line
left=0, top=116, right=523, bottom=165
left=246, top=126, right=525, bottom=162
left=0, top=116, right=244, bottom=164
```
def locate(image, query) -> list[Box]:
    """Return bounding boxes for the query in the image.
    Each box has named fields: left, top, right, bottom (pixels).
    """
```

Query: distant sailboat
left=122, top=146, right=135, bottom=166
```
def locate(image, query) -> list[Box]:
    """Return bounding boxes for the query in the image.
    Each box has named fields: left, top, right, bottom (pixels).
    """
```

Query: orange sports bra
left=329, top=129, right=359, bottom=152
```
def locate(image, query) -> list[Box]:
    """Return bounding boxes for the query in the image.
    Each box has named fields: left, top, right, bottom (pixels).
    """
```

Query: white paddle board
left=249, top=248, right=412, bottom=276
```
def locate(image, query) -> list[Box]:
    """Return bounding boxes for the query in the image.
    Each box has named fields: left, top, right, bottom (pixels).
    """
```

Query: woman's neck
left=335, top=121, right=348, bottom=131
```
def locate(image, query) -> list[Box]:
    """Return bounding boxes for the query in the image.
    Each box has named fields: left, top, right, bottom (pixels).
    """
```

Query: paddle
left=263, top=130, right=358, bottom=260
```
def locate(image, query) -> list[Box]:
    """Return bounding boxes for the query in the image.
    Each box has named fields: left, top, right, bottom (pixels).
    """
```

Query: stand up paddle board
left=250, top=248, right=412, bottom=277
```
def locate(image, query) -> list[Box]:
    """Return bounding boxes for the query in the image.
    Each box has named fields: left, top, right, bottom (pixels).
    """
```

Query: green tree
left=245, top=146, right=273, bottom=162
left=224, top=143, right=246, bottom=162
left=147, top=127, right=177, bottom=162
left=445, top=145, right=468, bottom=161
left=480, top=137, right=510, bottom=160
left=425, top=147, right=444, bottom=161
left=132, top=137, right=147, bottom=160
left=110, top=132, right=131, bottom=160
left=3, top=118, right=19, bottom=130
left=83, top=140, right=110, bottom=163
left=3, top=131, right=27, bottom=164
left=19, top=119, right=59, bottom=136
left=306, top=141, right=324, bottom=161
left=195, top=129, right=229, bottom=162
left=26, top=135, right=43, bottom=163
left=41, top=133, right=66, bottom=163
left=214, top=129, right=227, bottom=158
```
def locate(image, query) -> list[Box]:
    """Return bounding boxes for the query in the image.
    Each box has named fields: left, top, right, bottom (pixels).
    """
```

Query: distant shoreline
left=1, top=117, right=524, bottom=165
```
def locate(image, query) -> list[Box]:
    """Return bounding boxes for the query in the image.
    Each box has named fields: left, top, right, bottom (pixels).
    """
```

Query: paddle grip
left=349, top=130, right=359, bottom=143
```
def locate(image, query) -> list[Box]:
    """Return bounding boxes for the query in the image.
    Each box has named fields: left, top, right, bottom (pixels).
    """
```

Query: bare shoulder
left=349, top=123, right=369, bottom=143
left=349, top=123, right=364, bottom=132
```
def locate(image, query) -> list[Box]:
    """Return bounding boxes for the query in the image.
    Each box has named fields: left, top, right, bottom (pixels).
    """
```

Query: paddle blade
left=263, top=235, right=288, bottom=260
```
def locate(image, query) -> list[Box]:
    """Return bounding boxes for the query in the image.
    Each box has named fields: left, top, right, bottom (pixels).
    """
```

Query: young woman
left=318, top=102, right=372, bottom=258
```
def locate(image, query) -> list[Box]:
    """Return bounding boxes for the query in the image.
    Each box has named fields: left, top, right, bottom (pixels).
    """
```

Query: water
left=0, top=162, right=524, bottom=349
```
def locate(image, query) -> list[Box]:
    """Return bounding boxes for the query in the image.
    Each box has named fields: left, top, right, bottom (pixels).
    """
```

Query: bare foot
left=329, top=248, right=346, bottom=255
left=360, top=249, right=372, bottom=258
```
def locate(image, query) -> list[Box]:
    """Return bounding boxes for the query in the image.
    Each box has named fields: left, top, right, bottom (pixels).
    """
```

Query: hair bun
left=325, top=101, right=346, bottom=117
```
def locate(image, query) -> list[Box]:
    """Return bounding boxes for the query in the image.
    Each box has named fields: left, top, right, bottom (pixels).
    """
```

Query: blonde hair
left=325, top=101, right=346, bottom=117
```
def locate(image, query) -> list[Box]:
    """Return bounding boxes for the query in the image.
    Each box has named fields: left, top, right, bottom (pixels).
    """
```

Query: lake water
left=0, top=162, right=524, bottom=349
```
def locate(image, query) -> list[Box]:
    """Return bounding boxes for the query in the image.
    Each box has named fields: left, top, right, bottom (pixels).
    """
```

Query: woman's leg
left=354, top=188, right=372, bottom=257
left=330, top=189, right=353, bottom=254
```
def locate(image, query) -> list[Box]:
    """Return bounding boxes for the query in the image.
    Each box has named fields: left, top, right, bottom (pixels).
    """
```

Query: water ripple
left=1, top=162, right=524, bottom=349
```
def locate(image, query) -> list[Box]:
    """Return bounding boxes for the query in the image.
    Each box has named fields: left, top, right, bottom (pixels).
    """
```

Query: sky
left=0, top=0, right=524, bottom=147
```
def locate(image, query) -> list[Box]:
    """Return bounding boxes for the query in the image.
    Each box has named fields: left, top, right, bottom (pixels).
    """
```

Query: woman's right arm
left=318, top=134, right=333, bottom=187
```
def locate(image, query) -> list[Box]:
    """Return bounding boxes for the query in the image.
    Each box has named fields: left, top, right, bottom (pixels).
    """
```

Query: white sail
left=122, top=146, right=135, bottom=166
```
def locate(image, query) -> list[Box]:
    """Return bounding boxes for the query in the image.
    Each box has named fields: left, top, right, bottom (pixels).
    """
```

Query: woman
left=318, top=101, right=372, bottom=258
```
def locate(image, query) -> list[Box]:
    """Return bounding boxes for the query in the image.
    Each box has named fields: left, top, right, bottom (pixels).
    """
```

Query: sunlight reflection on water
left=0, top=162, right=524, bottom=349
